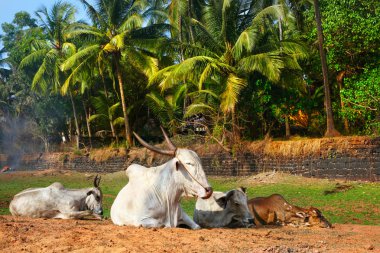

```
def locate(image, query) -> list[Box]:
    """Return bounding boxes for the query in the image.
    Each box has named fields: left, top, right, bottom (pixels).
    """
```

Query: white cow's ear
left=173, top=158, right=180, bottom=171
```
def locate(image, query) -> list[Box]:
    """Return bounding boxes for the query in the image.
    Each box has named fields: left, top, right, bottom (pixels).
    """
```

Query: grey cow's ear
left=215, top=196, right=227, bottom=209
left=239, top=187, right=247, bottom=193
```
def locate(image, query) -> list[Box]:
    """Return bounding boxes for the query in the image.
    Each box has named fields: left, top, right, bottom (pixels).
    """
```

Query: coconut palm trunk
left=82, top=100, right=92, bottom=148
left=313, top=0, right=340, bottom=137
left=102, top=81, right=118, bottom=142
left=115, top=57, right=132, bottom=146
left=69, top=90, right=80, bottom=149
left=279, top=17, right=291, bottom=138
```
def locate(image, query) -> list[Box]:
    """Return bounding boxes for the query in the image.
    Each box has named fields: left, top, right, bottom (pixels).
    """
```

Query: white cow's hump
left=125, top=164, right=150, bottom=178
left=49, top=182, right=65, bottom=190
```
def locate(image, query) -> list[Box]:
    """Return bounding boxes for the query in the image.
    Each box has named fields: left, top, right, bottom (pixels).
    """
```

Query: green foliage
left=320, top=0, right=380, bottom=71
left=340, top=68, right=380, bottom=135
left=1, top=0, right=379, bottom=147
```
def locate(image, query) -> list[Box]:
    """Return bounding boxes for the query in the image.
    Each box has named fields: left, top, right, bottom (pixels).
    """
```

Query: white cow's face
left=175, top=149, right=212, bottom=199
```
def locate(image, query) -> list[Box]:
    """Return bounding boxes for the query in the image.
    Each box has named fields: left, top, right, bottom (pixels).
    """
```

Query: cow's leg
left=55, top=210, right=101, bottom=220
left=37, top=210, right=61, bottom=218
left=178, top=207, right=201, bottom=230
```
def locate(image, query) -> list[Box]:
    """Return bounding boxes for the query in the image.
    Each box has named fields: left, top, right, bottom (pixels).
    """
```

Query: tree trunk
left=82, top=100, right=92, bottom=148
left=102, top=81, right=118, bottom=143
left=285, top=115, right=291, bottom=139
left=68, top=120, right=72, bottom=142
left=178, top=16, right=184, bottom=62
left=231, top=110, right=240, bottom=143
left=69, top=90, right=80, bottom=149
left=188, top=0, right=194, bottom=43
left=279, top=18, right=290, bottom=139
left=115, top=57, right=132, bottom=147
left=337, top=71, right=349, bottom=133
left=313, top=0, right=340, bottom=137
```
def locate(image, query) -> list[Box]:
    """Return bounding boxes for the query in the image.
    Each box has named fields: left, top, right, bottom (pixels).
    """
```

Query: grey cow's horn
left=160, top=126, right=176, bottom=151
left=94, top=174, right=101, bottom=187
left=133, top=132, right=175, bottom=156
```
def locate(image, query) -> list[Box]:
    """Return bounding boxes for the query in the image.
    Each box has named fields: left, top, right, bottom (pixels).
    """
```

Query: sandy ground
left=0, top=215, right=379, bottom=253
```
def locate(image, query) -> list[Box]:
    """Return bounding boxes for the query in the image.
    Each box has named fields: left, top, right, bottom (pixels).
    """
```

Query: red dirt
left=0, top=215, right=379, bottom=253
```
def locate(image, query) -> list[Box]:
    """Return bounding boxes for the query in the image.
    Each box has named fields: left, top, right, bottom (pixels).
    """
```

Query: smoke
left=0, top=116, right=44, bottom=169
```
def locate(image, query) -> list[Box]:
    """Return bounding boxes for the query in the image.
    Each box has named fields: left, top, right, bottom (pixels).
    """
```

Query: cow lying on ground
left=111, top=127, right=213, bottom=229
left=9, top=175, right=103, bottom=219
left=193, top=187, right=254, bottom=228
left=247, top=194, right=332, bottom=228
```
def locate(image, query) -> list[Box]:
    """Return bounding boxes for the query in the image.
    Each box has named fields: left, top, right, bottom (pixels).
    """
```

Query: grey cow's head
left=215, top=187, right=253, bottom=227
left=85, top=175, right=103, bottom=217
left=133, top=127, right=213, bottom=199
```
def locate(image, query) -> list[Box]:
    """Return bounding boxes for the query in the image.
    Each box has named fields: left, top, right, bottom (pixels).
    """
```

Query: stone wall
left=1, top=137, right=379, bottom=181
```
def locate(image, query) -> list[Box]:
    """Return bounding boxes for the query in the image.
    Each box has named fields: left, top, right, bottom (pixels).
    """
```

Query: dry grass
left=237, top=171, right=331, bottom=185
left=126, top=147, right=169, bottom=166
left=247, top=136, right=377, bottom=158
left=89, top=148, right=127, bottom=162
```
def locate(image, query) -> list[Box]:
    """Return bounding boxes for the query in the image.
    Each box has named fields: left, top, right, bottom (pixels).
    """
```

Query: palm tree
left=89, top=91, right=123, bottom=143
left=150, top=1, right=306, bottom=141
left=313, top=0, right=340, bottom=137
left=19, top=1, right=83, bottom=148
left=146, top=85, right=187, bottom=133
left=61, top=0, right=165, bottom=147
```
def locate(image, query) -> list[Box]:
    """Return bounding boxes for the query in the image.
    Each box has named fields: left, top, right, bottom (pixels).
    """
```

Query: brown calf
left=247, top=194, right=332, bottom=228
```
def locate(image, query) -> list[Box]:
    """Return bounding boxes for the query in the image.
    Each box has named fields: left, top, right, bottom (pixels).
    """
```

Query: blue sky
left=0, top=0, right=90, bottom=34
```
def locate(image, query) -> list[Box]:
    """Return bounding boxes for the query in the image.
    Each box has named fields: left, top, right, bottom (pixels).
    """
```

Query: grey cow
left=193, top=187, right=253, bottom=228
left=9, top=175, right=103, bottom=219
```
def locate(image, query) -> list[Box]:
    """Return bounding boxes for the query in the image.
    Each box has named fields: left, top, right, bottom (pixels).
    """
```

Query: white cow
left=111, top=127, right=213, bottom=229
left=9, top=175, right=103, bottom=219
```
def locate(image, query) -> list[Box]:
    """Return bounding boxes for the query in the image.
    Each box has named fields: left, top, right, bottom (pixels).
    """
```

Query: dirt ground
left=0, top=216, right=379, bottom=253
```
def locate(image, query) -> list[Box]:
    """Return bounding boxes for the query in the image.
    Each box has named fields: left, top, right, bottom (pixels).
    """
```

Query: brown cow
left=247, top=194, right=332, bottom=228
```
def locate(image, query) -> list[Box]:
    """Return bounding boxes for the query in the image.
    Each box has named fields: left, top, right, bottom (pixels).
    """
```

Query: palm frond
left=184, top=103, right=216, bottom=118
left=113, top=117, right=125, bottom=126
left=220, top=73, right=247, bottom=113
left=19, top=49, right=49, bottom=69
left=62, top=42, right=77, bottom=56
left=119, top=13, right=143, bottom=32
left=61, top=44, right=99, bottom=71
left=109, top=102, right=121, bottom=116
left=232, top=27, right=260, bottom=58
left=150, top=56, right=232, bottom=90
left=89, top=114, right=107, bottom=122
left=238, top=52, right=284, bottom=82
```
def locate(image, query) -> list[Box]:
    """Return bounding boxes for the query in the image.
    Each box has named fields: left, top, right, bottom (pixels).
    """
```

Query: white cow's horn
left=133, top=132, right=175, bottom=156
left=160, top=126, right=176, bottom=151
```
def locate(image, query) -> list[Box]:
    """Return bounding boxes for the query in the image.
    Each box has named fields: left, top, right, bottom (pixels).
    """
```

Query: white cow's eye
left=186, top=162, right=194, bottom=166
